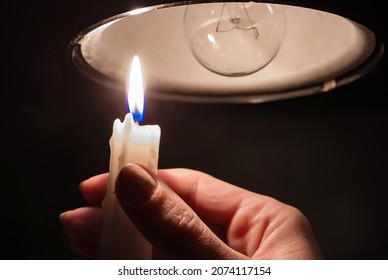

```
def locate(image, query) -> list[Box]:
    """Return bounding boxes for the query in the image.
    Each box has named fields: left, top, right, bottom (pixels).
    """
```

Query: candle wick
left=131, top=109, right=143, bottom=124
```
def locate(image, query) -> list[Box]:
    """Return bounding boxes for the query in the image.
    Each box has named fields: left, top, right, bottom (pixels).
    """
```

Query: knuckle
left=165, top=203, right=201, bottom=233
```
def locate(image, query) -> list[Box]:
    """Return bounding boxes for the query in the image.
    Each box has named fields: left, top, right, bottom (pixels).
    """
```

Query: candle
left=99, top=55, right=161, bottom=259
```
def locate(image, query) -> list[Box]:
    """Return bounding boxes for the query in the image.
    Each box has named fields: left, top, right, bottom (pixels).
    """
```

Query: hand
left=60, top=164, right=324, bottom=259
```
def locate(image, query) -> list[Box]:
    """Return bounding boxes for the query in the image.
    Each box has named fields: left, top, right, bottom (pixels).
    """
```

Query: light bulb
left=183, top=2, right=286, bottom=76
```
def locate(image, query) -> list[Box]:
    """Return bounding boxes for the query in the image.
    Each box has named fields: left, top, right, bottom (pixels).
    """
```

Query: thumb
left=115, top=163, right=246, bottom=260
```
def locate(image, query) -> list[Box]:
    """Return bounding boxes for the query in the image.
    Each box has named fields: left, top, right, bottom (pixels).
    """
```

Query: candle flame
left=127, top=55, right=144, bottom=123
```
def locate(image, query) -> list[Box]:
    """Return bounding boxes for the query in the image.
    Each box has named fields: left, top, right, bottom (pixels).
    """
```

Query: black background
left=1, top=0, right=387, bottom=259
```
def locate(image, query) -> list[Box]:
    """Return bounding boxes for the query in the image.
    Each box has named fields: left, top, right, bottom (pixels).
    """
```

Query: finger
left=59, top=207, right=103, bottom=258
left=157, top=168, right=261, bottom=225
left=115, top=164, right=248, bottom=260
left=79, top=173, right=108, bottom=206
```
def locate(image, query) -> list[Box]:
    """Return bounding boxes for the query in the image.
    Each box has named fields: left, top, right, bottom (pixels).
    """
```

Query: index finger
left=79, top=173, right=108, bottom=206
left=157, top=168, right=266, bottom=225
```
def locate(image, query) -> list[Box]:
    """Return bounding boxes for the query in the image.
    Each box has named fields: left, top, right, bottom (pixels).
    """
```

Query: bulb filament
left=216, top=3, right=259, bottom=39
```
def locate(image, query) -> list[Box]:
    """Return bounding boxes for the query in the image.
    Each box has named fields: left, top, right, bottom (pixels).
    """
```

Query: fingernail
left=59, top=211, right=71, bottom=225
left=116, top=164, right=158, bottom=202
left=79, top=178, right=89, bottom=193
left=59, top=212, right=66, bottom=223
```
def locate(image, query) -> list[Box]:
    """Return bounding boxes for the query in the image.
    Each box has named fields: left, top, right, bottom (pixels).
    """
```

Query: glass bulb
left=183, top=2, right=286, bottom=76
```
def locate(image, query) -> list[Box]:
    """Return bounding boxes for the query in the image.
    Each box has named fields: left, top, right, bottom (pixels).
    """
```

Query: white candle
left=99, top=55, right=161, bottom=259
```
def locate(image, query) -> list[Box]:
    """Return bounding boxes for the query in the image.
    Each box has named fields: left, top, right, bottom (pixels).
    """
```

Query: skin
left=60, top=163, right=324, bottom=259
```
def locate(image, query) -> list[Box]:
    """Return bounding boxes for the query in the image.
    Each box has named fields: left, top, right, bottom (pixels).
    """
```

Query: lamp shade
left=67, top=1, right=384, bottom=103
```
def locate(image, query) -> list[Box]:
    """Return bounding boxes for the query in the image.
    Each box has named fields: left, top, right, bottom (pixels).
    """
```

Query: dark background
left=1, top=0, right=387, bottom=259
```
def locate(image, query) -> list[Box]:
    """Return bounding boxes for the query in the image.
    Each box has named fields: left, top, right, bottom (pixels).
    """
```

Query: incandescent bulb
left=183, top=2, right=286, bottom=76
